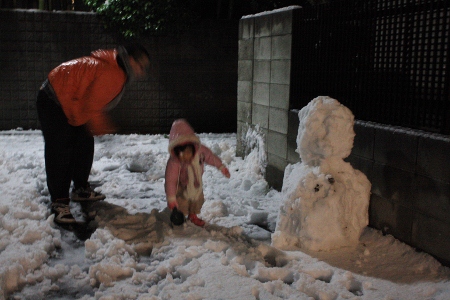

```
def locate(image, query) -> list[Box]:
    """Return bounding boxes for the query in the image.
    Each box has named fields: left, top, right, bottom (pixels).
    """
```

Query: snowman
left=271, top=96, right=371, bottom=251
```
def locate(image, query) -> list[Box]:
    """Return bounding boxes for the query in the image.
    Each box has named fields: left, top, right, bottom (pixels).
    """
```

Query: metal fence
left=291, top=0, right=450, bottom=134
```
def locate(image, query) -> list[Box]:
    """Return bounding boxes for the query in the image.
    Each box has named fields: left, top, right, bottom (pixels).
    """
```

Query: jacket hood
left=168, top=119, right=200, bottom=156
left=116, top=46, right=136, bottom=82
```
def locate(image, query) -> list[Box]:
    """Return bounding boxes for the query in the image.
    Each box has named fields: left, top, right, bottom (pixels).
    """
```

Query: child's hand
left=167, top=197, right=178, bottom=210
left=221, top=167, right=230, bottom=178
left=168, top=200, right=178, bottom=210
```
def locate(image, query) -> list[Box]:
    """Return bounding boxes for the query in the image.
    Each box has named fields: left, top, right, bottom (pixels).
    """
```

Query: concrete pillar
left=237, top=6, right=301, bottom=189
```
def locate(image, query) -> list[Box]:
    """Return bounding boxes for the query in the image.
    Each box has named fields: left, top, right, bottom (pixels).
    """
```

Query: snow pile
left=240, top=124, right=267, bottom=177
left=0, top=134, right=62, bottom=297
left=272, top=96, right=371, bottom=251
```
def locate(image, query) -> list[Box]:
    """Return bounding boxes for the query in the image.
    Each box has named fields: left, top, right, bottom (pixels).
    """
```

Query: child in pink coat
left=164, top=119, right=230, bottom=227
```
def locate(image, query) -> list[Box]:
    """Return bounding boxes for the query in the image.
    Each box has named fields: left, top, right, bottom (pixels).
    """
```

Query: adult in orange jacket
left=36, top=44, right=150, bottom=224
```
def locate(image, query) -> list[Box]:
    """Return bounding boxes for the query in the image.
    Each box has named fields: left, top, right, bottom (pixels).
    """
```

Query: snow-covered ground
left=1, top=122, right=449, bottom=299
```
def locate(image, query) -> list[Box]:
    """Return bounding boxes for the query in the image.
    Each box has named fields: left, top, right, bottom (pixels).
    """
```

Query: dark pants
left=36, top=89, right=94, bottom=202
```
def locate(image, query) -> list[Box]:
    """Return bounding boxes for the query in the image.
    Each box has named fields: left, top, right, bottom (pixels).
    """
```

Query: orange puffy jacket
left=48, top=49, right=127, bottom=135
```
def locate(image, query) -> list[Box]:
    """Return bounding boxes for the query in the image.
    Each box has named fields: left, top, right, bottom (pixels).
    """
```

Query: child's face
left=179, top=146, right=194, bottom=163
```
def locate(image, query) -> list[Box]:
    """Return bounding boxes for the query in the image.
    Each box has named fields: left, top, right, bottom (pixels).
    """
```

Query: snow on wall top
left=241, top=5, right=302, bottom=19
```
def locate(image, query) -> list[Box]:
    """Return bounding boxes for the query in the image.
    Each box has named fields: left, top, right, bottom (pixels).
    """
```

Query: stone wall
left=0, top=9, right=238, bottom=134
left=237, top=6, right=450, bottom=266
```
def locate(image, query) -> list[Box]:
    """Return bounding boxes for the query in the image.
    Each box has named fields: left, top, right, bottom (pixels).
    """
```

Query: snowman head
left=296, top=96, right=355, bottom=167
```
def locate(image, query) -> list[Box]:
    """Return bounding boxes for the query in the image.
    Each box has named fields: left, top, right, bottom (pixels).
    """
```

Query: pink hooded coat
left=164, top=119, right=225, bottom=206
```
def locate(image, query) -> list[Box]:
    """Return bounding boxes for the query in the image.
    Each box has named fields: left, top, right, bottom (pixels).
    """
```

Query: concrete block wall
left=237, top=7, right=299, bottom=189
left=238, top=7, right=450, bottom=266
left=0, top=9, right=238, bottom=134
left=0, top=9, right=116, bottom=131
left=347, top=121, right=450, bottom=265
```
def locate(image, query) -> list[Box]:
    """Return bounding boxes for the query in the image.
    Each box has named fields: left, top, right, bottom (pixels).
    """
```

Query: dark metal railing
left=291, top=0, right=450, bottom=134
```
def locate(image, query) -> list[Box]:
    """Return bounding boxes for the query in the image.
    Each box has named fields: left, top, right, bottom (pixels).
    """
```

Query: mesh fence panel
left=291, top=0, right=450, bottom=134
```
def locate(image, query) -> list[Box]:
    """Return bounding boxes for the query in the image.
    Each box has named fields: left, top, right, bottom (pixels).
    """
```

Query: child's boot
left=188, top=214, right=205, bottom=227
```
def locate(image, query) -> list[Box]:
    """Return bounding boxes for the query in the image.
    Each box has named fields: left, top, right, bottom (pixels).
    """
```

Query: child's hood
left=168, top=119, right=201, bottom=158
